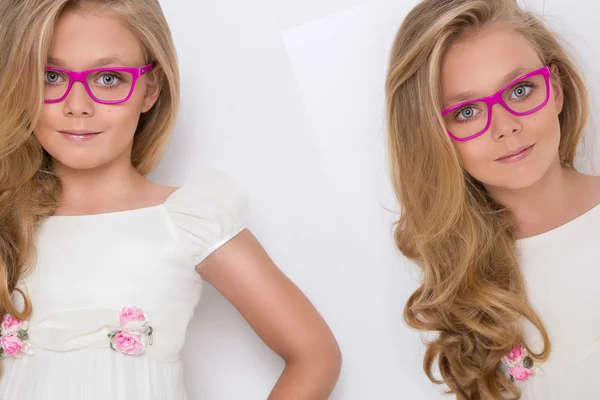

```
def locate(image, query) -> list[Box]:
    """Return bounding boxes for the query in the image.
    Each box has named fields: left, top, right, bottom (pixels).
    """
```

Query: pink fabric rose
left=505, top=344, right=525, bottom=365
left=109, top=306, right=153, bottom=356
left=114, top=332, right=145, bottom=355
left=1, top=335, right=24, bottom=357
left=1, top=314, right=23, bottom=334
left=509, top=366, right=534, bottom=382
left=120, top=307, right=147, bottom=329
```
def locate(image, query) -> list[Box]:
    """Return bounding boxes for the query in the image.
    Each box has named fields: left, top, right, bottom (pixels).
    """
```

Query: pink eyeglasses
left=441, top=66, right=551, bottom=142
left=43, top=63, right=154, bottom=105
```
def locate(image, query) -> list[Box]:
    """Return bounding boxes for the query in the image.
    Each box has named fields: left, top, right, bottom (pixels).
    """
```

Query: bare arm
left=197, top=229, right=342, bottom=399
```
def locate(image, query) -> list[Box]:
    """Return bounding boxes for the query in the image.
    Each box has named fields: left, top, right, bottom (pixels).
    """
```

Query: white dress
left=0, top=170, right=247, bottom=400
left=513, top=203, right=600, bottom=399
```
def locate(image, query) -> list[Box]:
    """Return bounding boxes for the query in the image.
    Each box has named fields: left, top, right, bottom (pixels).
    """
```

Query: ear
left=549, top=64, right=564, bottom=115
left=141, top=64, right=163, bottom=113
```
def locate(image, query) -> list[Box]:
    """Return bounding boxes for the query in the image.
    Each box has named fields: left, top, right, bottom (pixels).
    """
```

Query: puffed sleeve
left=164, top=170, right=248, bottom=267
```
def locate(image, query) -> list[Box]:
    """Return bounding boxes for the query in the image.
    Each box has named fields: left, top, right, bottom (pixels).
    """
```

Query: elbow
left=297, top=336, right=343, bottom=380
left=328, top=340, right=343, bottom=378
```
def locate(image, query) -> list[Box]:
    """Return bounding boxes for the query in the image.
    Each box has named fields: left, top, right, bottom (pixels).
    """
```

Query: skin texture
left=37, top=8, right=341, bottom=399
left=441, top=27, right=600, bottom=238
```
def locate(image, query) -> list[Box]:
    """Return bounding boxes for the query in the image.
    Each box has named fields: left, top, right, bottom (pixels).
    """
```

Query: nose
left=63, top=81, right=95, bottom=118
left=489, top=103, right=522, bottom=141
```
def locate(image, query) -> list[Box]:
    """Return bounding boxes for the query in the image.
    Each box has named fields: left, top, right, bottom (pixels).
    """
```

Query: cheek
left=453, top=139, right=490, bottom=179
left=533, top=93, right=562, bottom=134
left=33, top=105, right=62, bottom=145
left=110, top=92, right=146, bottom=128
left=95, top=105, right=142, bottom=149
left=100, top=105, right=140, bottom=129
left=537, top=109, right=562, bottom=138
left=519, top=107, right=562, bottom=155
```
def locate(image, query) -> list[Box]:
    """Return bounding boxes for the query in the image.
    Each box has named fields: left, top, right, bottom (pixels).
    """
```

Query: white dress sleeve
left=164, top=170, right=248, bottom=267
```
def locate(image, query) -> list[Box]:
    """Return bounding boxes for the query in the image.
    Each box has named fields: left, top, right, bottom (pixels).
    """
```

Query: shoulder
left=586, top=174, right=600, bottom=199
left=572, top=172, right=600, bottom=214
left=163, top=169, right=249, bottom=266
left=164, top=169, right=249, bottom=217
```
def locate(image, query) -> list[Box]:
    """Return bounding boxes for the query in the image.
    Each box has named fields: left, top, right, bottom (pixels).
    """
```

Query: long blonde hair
left=385, top=0, right=588, bottom=398
left=0, top=0, right=180, bottom=365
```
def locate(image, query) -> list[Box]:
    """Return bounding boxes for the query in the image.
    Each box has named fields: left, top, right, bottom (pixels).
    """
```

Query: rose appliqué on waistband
left=108, top=306, right=154, bottom=356
left=0, top=314, right=32, bottom=358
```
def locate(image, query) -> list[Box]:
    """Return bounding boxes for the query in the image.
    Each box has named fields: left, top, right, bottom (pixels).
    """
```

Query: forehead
left=440, top=27, right=543, bottom=103
left=48, top=8, right=144, bottom=69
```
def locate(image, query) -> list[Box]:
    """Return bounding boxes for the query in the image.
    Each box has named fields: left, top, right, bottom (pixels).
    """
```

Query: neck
left=54, top=153, right=147, bottom=214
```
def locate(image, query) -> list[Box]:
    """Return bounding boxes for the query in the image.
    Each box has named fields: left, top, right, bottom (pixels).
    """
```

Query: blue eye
left=510, top=84, right=533, bottom=100
left=96, top=73, right=121, bottom=87
left=45, top=71, right=62, bottom=84
left=459, top=108, right=475, bottom=119
left=103, top=76, right=114, bottom=85
left=454, top=105, right=482, bottom=122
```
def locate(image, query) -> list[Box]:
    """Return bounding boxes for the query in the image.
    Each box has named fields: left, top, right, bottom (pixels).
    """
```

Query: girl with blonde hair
left=0, top=1, right=341, bottom=398
left=386, top=0, right=599, bottom=398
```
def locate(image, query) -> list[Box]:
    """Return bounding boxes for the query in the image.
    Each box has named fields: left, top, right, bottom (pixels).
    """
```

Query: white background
left=151, top=0, right=599, bottom=398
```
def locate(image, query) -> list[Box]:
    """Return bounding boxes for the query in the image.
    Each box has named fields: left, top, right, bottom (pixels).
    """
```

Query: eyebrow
left=46, top=56, right=131, bottom=68
left=442, top=66, right=535, bottom=109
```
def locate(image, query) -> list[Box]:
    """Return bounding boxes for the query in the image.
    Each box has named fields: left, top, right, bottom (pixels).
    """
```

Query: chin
left=51, top=152, right=116, bottom=171
left=500, top=175, right=545, bottom=190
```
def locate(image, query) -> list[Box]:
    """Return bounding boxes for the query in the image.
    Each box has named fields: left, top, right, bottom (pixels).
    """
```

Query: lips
left=495, top=145, right=534, bottom=163
left=59, top=130, right=102, bottom=142
left=59, top=130, right=101, bottom=135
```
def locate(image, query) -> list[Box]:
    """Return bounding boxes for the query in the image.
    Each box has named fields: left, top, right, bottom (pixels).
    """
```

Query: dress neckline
left=46, top=186, right=182, bottom=220
left=517, top=201, right=600, bottom=245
